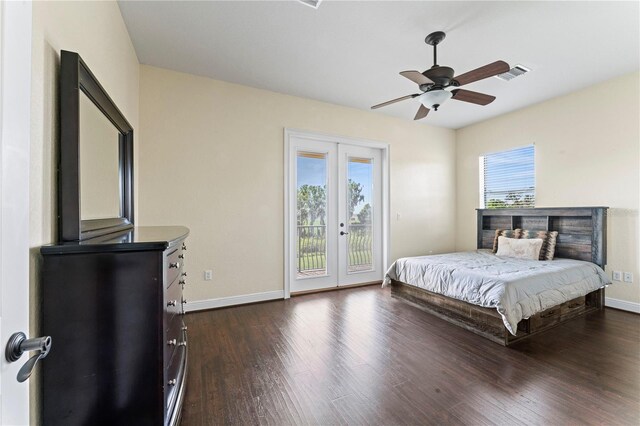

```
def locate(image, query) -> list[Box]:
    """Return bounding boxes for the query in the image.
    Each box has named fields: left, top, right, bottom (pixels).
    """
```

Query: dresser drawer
left=166, top=329, right=187, bottom=415
left=165, top=278, right=183, bottom=318
left=165, top=248, right=184, bottom=288
left=165, top=314, right=185, bottom=369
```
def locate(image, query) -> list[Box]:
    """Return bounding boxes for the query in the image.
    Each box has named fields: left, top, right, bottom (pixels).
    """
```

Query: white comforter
left=383, top=250, right=611, bottom=335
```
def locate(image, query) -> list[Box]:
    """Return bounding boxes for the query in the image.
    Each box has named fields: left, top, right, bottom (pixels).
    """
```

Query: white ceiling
left=118, top=0, right=640, bottom=129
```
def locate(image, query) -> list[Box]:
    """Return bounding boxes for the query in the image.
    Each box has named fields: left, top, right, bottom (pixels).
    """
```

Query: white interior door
left=0, top=1, right=33, bottom=424
left=287, top=133, right=385, bottom=294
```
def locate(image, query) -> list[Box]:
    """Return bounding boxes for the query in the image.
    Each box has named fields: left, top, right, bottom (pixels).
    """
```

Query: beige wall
left=455, top=72, right=640, bottom=305
left=30, top=1, right=139, bottom=423
left=138, top=65, right=457, bottom=303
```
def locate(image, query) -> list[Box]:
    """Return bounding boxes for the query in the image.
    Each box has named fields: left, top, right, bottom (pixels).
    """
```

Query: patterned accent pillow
left=521, top=230, right=559, bottom=260
left=495, top=236, right=544, bottom=260
left=492, top=229, right=522, bottom=253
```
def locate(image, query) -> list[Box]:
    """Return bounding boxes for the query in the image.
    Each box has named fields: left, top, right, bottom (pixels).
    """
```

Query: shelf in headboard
left=476, top=207, right=608, bottom=268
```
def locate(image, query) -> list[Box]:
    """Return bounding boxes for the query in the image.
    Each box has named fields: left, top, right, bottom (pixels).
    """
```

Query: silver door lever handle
left=5, top=332, right=52, bottom=383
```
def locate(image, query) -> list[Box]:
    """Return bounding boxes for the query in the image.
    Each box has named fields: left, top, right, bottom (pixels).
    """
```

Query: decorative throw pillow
left=492, top=229, right=522, bottom=253
left=521, top=230, right=559, bottom=260
left=495, top=236, right=544, bottom=260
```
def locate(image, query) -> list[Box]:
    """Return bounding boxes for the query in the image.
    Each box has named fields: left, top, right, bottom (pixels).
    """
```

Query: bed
left=384, top=207, right=610, bottom=346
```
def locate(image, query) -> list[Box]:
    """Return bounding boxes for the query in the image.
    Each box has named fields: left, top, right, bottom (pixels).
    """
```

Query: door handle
left=5, top=332, right=52, bottom=382
left=340, top=231, right=349, bottom=236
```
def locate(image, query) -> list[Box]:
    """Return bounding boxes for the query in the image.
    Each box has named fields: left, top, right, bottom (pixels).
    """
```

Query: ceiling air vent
left=495, top=65, right=531, bottom=81
left=297, top=0, right=322, bottom=9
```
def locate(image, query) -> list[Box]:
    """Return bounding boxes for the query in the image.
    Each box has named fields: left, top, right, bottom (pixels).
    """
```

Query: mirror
left=79, top=92, right=121, bottom=220
left=59, top=50, right=134, bottom=241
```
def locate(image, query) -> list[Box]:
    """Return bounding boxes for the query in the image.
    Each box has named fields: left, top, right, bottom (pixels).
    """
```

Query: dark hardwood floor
left=182, top=286, right=640, bottom=425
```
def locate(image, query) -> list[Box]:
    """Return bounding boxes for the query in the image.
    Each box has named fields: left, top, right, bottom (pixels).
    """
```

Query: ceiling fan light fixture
left=418, top=89, right=452, bottom=111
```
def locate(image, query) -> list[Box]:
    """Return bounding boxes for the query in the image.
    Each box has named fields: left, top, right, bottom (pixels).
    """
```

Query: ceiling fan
left=371, top=31, right=510, bottom=120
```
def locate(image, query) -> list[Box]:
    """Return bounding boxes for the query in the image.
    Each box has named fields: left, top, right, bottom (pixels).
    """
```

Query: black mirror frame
left=59, top=50, right=134, bottom=241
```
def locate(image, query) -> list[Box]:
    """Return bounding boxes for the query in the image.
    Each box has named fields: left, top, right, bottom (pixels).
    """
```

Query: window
left=480, top=145, right=535, bottom=209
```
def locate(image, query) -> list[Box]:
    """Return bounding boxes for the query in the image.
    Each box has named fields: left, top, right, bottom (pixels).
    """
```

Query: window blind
left=480, top=145, right=535, bottom=209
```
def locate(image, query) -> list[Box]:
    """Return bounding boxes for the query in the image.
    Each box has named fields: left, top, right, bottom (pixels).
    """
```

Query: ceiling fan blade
left=451, top=89, right=496, bottom=106
left=414, top=104, right=430, bottom=120
left=371, top=94, right=419, bottom=110
left=400, top=71, right=433, bottom=86
left=453, top=61, right=510, bottom=86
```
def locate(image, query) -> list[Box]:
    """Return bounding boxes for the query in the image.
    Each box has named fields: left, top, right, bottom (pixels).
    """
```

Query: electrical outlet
left=204, top=270, right=212, bottom=281
left=623, top=272, right=633, bottom=283
left=613, top=271, right=622, bottom=281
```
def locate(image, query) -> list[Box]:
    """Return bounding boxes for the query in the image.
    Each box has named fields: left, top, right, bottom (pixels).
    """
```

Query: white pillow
left=496, top=236, right=543, bottom=260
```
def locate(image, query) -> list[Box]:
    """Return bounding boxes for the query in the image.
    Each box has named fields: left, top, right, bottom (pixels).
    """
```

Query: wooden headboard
left=477, top=207, right=608, bottom=268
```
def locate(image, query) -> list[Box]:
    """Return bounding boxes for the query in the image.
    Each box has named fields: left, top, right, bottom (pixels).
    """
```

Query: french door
left=287, top=133, right=384, bottom=293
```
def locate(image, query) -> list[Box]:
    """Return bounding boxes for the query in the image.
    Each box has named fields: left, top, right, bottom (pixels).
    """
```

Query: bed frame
left=390, top=207, right=608, bottom=346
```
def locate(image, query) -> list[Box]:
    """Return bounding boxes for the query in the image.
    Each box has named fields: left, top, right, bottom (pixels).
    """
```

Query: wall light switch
left=612, top=271, right=622, bottom=281
left=204, top=270, right=213, bottom=281
left=623, top=272, right=633, bottom=283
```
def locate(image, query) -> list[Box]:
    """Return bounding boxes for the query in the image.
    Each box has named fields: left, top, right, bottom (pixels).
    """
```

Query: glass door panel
left=347, top=157, right=374, bottom=273
left=296, top=152, right=328, bottom=278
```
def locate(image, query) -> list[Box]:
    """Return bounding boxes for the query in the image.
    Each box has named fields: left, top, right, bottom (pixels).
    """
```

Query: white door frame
left=0, top=0, right=33, bottom=424
left=283, top=129, right=390, bottom=299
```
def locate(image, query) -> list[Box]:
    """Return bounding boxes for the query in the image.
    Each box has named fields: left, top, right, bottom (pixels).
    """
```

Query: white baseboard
left=605, top=297, right=640, bottom=314
left=184, top=290, right=284, bottom=313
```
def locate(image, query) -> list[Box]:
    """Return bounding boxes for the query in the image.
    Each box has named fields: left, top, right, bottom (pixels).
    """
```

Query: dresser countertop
left=41, top=226, right=190, bottom=255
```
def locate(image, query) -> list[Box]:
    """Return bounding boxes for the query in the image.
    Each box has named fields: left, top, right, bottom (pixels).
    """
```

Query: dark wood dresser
left=40, top=226, right=189, bottom=425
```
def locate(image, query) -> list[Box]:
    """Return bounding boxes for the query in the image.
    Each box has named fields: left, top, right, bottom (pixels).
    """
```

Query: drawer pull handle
left=182, top=299, right=187, bottom=304
left=179, top=280, right=186, bottom=286
left=167, top=300, right=177, bottom=307
left=540, top=310, right=557, bottom=319
left=178, top=341, right=187, bottom=347
left=169, top=262, right=180, bottom=269
left=181, top=326, right=188, bottom=332
left=182, top=243, right=187, bottom=251
left=167, top=339, right=177, bottom=346
left=178, top=254, right=185, bottom=259
left=168, top=379, right=177, bottom=386
left=181, top=272, right=188, bottom=277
